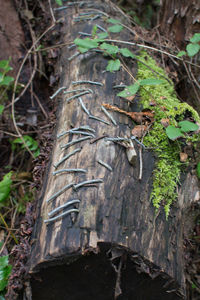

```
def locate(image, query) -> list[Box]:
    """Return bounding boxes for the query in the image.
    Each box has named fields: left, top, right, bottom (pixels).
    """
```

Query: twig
left=32, top=90, right=48, bottom=119
left=46, top=183, right=74, bottom=203
left=11, top=20, right=60, bottom=157
left=57, top=125, right=95, bottom=138
left=32, top=42, right=73, bottom=53
left=54, top=148, right=81, bottom=169
left=104, top=39, right=200, bottom=68
left=72, top=80, right=103, bottom=86
left=53, top=168, right=87, bottom=175
left=89, top=115, right=110, bottom=125
left=97, top=159, right=112, bottom=171
left=73, top=179, right=103, bottom=190
left=188, top=64, right=200, bottom=93
left=48, top=0, right=56, bottom=23
left=50, top=86, right=67, bottom=99
left=0, top=213, right=18, bottom=244
left=138, top=146, right=143, bottom=180
left=90, top=135, right=108, bottom=144
left=0, top=130, right=19, bottom=137
left=78, top=97, right=90, bottom=116
left=48, top=199, right=80, bottom=217
left=101, top=105, right=117, bottom=126
left=60, top=136, right=92, bottom=149
left=69, top=130, right=95, bottom=137
left=44, top=209, right=79, bottom=224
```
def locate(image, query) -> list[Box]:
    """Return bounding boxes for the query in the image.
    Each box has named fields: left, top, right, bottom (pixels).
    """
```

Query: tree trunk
left=159, top=0, right=200, bottom=47
left=29, top=1, right=199, bottom=299
left=159, top=0, right=200, bottom=114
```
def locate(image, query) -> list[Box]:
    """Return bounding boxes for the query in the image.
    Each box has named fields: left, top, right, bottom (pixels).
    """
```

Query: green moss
left=137, top=51, right=200, bottom=218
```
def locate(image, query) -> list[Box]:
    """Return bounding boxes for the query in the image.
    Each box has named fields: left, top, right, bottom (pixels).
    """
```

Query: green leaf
left=78, top=47, right=89, bottom=53
left=12, top=135, right=40, bottom=157
left=190, top=33, right=200, bottom=44
left=117, top=83, right=140, bottom=98
left=92, top=25, right=97, bottom=37
left=186, top=43, right=200, bottom=57
left=108, top=24, right=123, bottom=33
left=0, top=73, right=3, bottom=83
left=178, top=120, right=199, bottom=132
left=0, top=60, right=12, bottom=72
left=0, top=172, right=12, bottom=204
left=139, top=78, right=164, bottom=85
left=106, top=59, right=121, bottom=72
left=0, top=256, right=9, bottom=269
left=197, top=162, right=200, bottom=179
left=177, top=51, right=186, bottom=57
left=100, top=43, right=119, bottom=55
left=74, top=38, right=99, bottom=52
left=107, top=18, right=121, bottom=24
left=120, top=48, right=135, bottom=58
left=33, top=148, right=40, bottom=158
left=0, top=105, right=4, bottom=115
left=165, top=125, right=184, bottom=140
left=0, top=76, right=14, bottom=86
left=55, top=0, right=63, bottom=5
left=97, top=32, right=108, bottom=39
left=0, top=264, right=12, bottom=291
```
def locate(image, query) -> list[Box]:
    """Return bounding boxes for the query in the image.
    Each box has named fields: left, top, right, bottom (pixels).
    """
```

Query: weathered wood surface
left=29, top=1, right=199, bottom=299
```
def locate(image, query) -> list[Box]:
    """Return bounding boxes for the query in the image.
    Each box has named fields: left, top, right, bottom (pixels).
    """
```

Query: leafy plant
left=165, top=120, right=199, bottom=140
left=117, top=78, right=164, bottom=98
left=106, top=59, right=121, bottom=72
left=74, top=20, right=126, bottom=72
left=0, top=59, right=14, bottom=87
left=0, top=59, right=14, bottom=115
left=177, top=33, right=200, bottom=57
left=12, top=135, right=40, bottom=158
left=0, top=172, right=12, bottom=205
left=0, top=255, right=12, bottom=295
left=108, top=24, right=123, bottom=33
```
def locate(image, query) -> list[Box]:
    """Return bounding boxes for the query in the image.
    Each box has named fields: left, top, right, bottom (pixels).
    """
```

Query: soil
left=0, top=1, right=199, bottom=299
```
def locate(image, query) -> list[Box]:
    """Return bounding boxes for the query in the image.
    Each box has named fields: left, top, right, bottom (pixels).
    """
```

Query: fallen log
left=29, top=1, right=199, bottom=299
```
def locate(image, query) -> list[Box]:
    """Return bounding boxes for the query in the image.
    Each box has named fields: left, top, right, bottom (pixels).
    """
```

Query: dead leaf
left=103, top=103, right=154, bottom=124
left=160, top=106, right=167, bottom=111
left=126, top=95, right=135, bottom=101
left=180, top=152, right=188, bottom=162
left=132, top=125, right=148, bottom=138
left=161, top=118, right=170, bottom=127
left=149, top=99, right=157, bottom=106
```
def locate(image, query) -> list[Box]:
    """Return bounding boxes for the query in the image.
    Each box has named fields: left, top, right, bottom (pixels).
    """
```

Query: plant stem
left=0, top=213, right=18, bottom=244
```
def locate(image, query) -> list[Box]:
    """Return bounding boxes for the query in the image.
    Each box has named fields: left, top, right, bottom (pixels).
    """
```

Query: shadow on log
left=29, top=1, right=199, bottom=299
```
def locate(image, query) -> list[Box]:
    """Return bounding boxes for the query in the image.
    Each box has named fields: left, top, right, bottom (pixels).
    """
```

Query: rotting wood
left=29, top=1, right=199, bottom=299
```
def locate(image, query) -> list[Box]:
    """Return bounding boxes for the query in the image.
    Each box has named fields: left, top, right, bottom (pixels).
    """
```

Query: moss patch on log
left=137, top=51, right=200, bottom=217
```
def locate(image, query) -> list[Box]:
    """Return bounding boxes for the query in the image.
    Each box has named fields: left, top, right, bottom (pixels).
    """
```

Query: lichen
left=137, top=51, right=200, bottom=218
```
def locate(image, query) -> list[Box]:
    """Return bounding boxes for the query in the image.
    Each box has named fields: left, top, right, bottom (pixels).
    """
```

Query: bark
left=159, top=0, right=200, bottom=115
left=159, top=0, right=200, bottom=47
left=29, top=1, right=199, bottom=299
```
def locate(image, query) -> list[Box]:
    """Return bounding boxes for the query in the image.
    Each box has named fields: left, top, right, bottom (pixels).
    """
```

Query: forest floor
left=0, top=1, right=199, bottom=299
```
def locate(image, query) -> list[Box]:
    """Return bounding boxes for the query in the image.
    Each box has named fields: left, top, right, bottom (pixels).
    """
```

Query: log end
left=30, top=242, right=184, bottom=300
